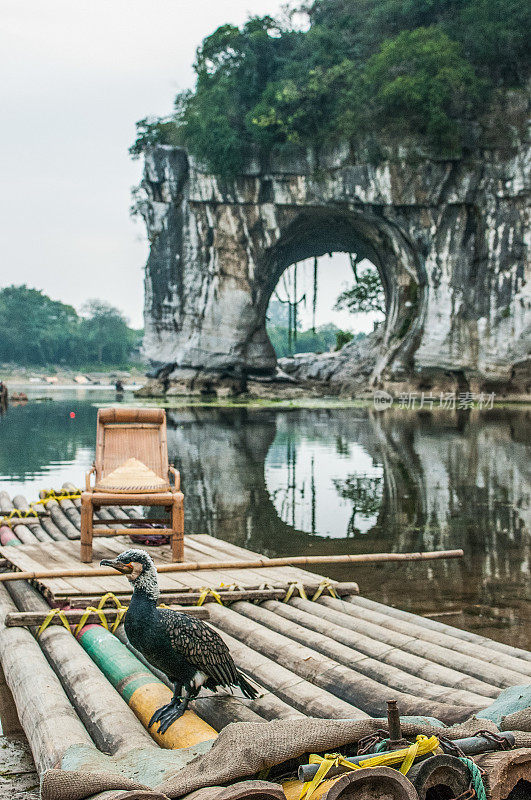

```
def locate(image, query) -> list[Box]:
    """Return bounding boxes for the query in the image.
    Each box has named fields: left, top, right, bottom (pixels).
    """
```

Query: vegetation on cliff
left=131, top=0, right=529, bottom=174
left=0, top=286, right=142, bottom=368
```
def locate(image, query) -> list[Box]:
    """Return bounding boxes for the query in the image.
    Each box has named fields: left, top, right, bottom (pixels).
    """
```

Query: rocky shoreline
left=136, top=330, right=531, bottom=402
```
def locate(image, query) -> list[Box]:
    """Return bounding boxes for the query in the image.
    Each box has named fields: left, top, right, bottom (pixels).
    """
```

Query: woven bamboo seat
left=95, top=457, right=170, bottom=493
left=80, top=408, right=183, bottom=563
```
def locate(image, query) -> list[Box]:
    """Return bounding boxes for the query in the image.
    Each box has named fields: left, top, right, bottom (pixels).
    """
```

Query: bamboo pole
left=0, top=549, right=464, bottom=583
left=6, top=580, right=156, bottom=755
left=284, top=765, right=419, bottom=800
left=68, top=581, right=361, bottom=607
left=286, top=596, right=498, bottom=699
left=0, top=663, right=23, bottom=734
left=76, top=623, right=217, bottom=748
left=0, top=494, right=39, bottom=544
left=58, top=495, right=82, bottom=530
left=408, top=753, right=485, bottom=799
left=207, top=620, right=369, bottom=720
left=351, top=592, right=531, bottom=665
left=4, top=522, right=38, bottom=545
left=112, top=624, right=267, bottom=727
left=39, top=490, right=80, bottom=540
left=0, top=491, right=15, bottom=515
left=0, top=525, right=22, bottom=546
left=319, top=596, right=531, bottom=689
left=474, top=747, right=531, bottom=800
left=5, top=605, right=209, bottom=627
left=12, top=495, right=53, bottom=542
left=234, top=600, right=488, bottom=708
left=205, top=603, right=476, bottom=724
left=0, top=583, right=94, bottom=773
left=39, top=514, right=68, bottom=541
left=342, top=595, right=531, bottom=680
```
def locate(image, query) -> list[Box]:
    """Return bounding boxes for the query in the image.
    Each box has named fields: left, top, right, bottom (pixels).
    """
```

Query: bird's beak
left=100, top=558, right=133, bottom=574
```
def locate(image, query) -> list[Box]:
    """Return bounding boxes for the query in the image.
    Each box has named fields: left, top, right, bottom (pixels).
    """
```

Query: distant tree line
left=131, top=0, right=529, bottom=175
left=0, top=286, right=142, bottom=368
left=266, top=299, right=364, bottom=357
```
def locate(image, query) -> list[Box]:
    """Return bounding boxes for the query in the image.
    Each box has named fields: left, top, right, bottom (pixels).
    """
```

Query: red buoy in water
left=69, top=412, right=76, bottom=419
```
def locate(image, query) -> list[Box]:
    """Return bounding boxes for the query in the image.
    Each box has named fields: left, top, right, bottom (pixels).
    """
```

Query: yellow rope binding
left=299, top=736, right=440, bottom=800
left=283, top=581, right=308, bottom=603
left=311, top=579, right=338, bottom=601
left=74, top=606, right=110, bottom=637
left=196, top=587, right=223, bottom=606
left=96, top=592, right=126, bottom=610
left=254, top=582, right=277, bottom=604
left=0, top=489, right=82, bottom=526
left=94, top=592, right=128, bottom=632
left=37, top=608, right=73, bottom=637
left=0, top=508, right=39, bottom=521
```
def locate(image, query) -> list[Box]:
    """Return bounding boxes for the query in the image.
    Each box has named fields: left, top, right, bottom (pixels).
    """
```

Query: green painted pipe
left=77, top=623, right=217, bottom=748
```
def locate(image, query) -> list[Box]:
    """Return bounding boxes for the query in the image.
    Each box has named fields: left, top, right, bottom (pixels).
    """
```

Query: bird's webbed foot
left=148, top=701, right=176, bottom=730
left=148, top=687, right=191, bottom=735
left=155, top=700, right=188, bottom=734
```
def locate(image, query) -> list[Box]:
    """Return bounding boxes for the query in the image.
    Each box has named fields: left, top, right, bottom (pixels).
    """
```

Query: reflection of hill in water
left=167, top=407, right=529, bottom=553
left=167, top=407, right=530, bottom=648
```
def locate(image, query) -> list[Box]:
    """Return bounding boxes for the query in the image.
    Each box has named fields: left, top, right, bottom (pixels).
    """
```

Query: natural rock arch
left=254, top=206, right=426, bottom=380
left=135, top=141, right=529, bottom=395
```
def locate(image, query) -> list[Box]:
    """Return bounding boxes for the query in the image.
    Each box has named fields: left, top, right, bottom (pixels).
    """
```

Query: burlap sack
left=501, top=706, right=531, bottom=732
left=41, top=716, right=531, bottom=800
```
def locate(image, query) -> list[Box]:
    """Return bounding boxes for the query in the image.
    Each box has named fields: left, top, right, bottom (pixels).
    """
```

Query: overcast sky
left=1, top=0, right=375, bottom=332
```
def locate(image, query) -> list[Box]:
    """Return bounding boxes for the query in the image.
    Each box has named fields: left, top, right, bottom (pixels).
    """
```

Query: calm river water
left=1, top=389, right=529, bottom=649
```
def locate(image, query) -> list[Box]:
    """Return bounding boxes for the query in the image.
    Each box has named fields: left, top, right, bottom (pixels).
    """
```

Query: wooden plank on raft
left=185, top=536, right=324, bottom=586
left=34, top=540, right=129, bottom=596
left=0, top=544, right=75, bottom=597
left=5, top=606, right=209, bottom=627
left=190, top=534, right=327, bottom=584
left=101, top=537, right=236, bottom=593
left=63, top=581, right=361, bottom=607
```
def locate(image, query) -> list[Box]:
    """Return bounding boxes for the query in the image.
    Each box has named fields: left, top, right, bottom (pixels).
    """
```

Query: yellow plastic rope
left=196, top=587, right=223, bottom=606
left=0, top=489, right=82, bottom=526
left=109, top=606, right=128, bottom=632
left=283, top=581, right=308, bottom=603
left=38, top=490, right=82, bottom=503
left=94, top=592, right=128, bottom=632
left=311, top=579, right=338, bottom=601
left=299, top=736, right=440, bottom=800
left=37, top=608, right=73, bottom=637
left=0, top=508, right=39, bottom=521
left=74, top=606, right=110, bottom=637
left=96, top=592, right=126, bottom=610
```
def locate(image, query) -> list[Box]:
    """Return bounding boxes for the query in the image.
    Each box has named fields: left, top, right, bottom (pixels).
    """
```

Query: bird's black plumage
left=101, top=548, right=257, bottom=733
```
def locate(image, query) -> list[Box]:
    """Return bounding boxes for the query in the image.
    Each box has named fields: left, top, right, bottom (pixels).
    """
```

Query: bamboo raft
left=0, top=486, right=530, bottom=799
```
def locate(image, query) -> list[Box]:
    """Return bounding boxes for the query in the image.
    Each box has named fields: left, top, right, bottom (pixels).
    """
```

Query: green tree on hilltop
left=131, top=0, right=529, bottom=174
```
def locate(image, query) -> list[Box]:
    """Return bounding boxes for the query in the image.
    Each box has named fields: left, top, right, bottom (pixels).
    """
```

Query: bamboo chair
left=80, top=408, right=184, bottom=563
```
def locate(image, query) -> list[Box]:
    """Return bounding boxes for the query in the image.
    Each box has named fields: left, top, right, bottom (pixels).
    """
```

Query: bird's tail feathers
left=237, top=670, right=258, bottom=699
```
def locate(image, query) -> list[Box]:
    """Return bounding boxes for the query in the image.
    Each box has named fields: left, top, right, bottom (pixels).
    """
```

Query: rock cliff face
left=134, top=125, right=530, bottom=396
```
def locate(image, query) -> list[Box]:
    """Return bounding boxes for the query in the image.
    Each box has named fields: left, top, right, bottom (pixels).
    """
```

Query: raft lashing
left=0, top=487, right=529, bottom=799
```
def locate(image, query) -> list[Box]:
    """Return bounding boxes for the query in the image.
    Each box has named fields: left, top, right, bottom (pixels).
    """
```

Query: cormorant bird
left=101, top=548, right=257, bottom=734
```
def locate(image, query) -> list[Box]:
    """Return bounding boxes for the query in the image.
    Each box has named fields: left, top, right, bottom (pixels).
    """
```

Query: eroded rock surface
left=134, top=117, right=530, bottom=397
